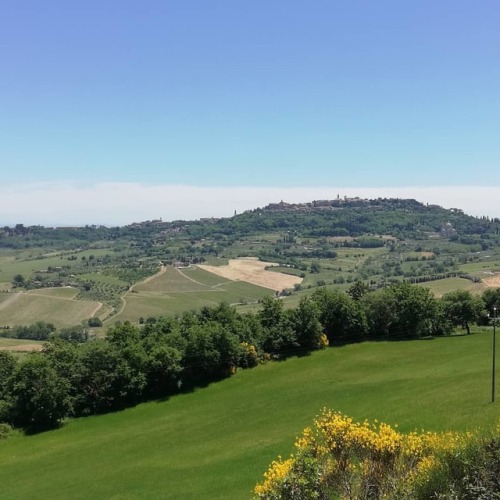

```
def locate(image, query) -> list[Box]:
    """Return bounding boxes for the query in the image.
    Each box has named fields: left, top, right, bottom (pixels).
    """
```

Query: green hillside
left=2, top=198, right=500, bottom=329
left=112, top=266, right=272, bottom=323
left=1, top=332, right=499, bottom=499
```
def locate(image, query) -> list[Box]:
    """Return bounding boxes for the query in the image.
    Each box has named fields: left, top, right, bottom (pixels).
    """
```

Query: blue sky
left=1, top=1, right=499, bottom=224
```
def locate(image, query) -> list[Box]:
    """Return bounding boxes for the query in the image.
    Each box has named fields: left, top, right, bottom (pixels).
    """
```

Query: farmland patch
left=198, top=258, right=302, bottom=291
left=0, top=293, right=102, bottom=327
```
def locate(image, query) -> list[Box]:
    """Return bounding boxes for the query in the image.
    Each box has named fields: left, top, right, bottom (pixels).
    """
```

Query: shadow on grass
left=24, top=421, right=64, bottom=436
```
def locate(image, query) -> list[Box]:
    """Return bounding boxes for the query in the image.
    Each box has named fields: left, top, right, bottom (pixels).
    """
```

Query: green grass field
left=0, top=291, right=102, bottom=327
left=0, top=247, right=116, bottom=284
left=135, top=267, right=214, bottom=293
left=111, top=266, right=272, bottom=323
left=0, top=332, right=499, bottom=499
left=0, top=253, right=70, bottom=284
left=418, top=277, right=487, bottom=296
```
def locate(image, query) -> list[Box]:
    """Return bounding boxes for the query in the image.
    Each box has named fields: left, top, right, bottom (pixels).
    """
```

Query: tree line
left=1, top=283, right=499, bottom=433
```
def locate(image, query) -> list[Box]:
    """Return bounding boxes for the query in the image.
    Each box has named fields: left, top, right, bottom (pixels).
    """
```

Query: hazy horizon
left=2, top=182, right=500, bottom=227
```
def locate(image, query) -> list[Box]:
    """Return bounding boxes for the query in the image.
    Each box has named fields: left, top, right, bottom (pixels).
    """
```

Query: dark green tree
left=347, top=280, right=369, bottom=301
left=259, top=296, right=297, bottom=354
left=360, top=290, right=396, bottom=339
left=0, top=351, right=16, bottom=400
left=12, top=274, right=26, bottom=287
left=183, top=322, right=240, bottom=379
left=289, top=297, right=324, bottom=349
left=442, top=290, right=485, bottom=335
left=386, top=283, right=438, bottom=338
left=310, top=261, right=321, bottom=274
left=10, top=355, right=71, bottom=429
left=146, top=345, right=183, bottom=396
left=74, top=341, right=146, bottom=415
left=88, top=317, right=103, bottom=327
left=311, top=288, right=367, bottom=343
left=9, top=321, right=56, bottom=340
left=42, top=338, right=84, bottom=414
left=56, top=325, right=89, bottom=343
left=482, top=288, right=500, bottom=315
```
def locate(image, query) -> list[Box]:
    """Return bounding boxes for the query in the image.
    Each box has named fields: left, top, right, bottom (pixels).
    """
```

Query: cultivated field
left=0, top=289, right=102, bottom=328
left=418, top=277, right=487, bottom=297
left=0, top=338, right=43, bottom=352
left=110, top=265, right=273, bottom=323
left=483, top=273, right=500, bottom=288
left=198, top=258, right=302, bottom=291
left=0, top=332, right=498, bottom=499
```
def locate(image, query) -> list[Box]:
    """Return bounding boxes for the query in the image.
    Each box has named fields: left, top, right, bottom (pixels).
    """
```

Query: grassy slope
left=1, top=332, right=500, bottom=499
left=418, top=277, right=487, bottom=296
left=0, top=293, right=101, bottom=327
left=114, top=267, right=272, bottom=323
left=0, top=252, right=84, bottom=284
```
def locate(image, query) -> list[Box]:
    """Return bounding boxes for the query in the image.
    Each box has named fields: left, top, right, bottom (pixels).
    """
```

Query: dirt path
left=176, top=267, right=207, bottom=286
left=90, top=302, right=103, bottom=318
left=137, top=265, right=167, bottom=288
left=0, top=292, right=22, bottom=311
left=109, top=265, right=166, bottom=322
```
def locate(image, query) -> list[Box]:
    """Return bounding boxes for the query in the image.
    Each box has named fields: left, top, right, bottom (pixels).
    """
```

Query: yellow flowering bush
left=254, top=409, right=489, bottom=499
left=239, top=342, right=259, bottom=368
left=254, top=456, right=295, bottom=498
left=319, top=334, right=329, bottom=349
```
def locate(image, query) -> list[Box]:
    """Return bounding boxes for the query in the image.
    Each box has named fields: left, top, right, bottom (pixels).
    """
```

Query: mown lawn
left=0, top=332, right=499, bottom=499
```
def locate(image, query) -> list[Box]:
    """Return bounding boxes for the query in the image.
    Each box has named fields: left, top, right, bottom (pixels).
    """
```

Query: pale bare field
left=0, top=338, right=43, bottom=352
left=483, top=274, right=500, bottom=288
left=26, top=287, right=80, bottom=299
left=0, top=343, right=43, bottom=352
left=197, top=258, right=302, bottom=291
left=419, top=251, right=435, bottom=258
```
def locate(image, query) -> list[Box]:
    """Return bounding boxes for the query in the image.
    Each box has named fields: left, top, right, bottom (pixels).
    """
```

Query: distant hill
left=187, top=197, right=500, bottom=243
left=2, top=197, right=500, bottom=250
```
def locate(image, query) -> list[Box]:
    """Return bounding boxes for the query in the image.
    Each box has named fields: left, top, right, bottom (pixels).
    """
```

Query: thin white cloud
left=1, top=182, right=500, bottom=226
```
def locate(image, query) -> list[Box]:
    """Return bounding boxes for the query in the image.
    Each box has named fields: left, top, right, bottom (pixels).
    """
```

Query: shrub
left=88, top=317, right=103, bottom=327
left=254, top=410, right=480, bottom=499
left=239, top=342, right=259, bottom=368
left=0, top=422, right=13, bottom=440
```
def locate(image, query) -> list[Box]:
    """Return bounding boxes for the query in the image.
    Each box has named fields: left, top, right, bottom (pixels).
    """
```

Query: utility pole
left=493, top=306, right=497, bottom=403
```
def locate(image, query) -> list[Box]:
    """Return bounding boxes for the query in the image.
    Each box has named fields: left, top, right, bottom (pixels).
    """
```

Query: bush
left=239, top=342, right=259, bottom=368
left=88, top=317, right=103, bottom=327
left=0, top=422, right=13, bottom=440
left=254, top=410, right=482, bottom=499
left=416, top=437, right=500, bottom=499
